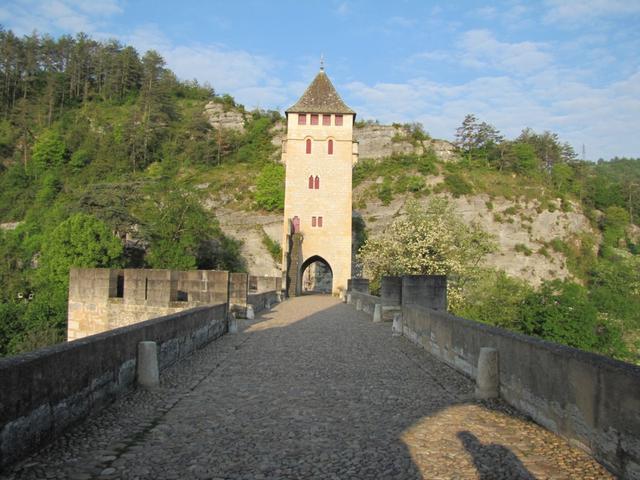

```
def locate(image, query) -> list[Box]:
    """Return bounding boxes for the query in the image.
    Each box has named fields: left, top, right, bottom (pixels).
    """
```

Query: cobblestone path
left=2, top=296, right=612, bottom=480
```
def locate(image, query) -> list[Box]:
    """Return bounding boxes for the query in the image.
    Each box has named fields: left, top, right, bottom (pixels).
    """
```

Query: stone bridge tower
left=282, top=67, right=358, bottom=296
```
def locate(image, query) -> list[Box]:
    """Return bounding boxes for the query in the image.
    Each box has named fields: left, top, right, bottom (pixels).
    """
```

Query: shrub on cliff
left=357, top=198, right=496, bottom=306
left=254, top=163, right=285, bottom=211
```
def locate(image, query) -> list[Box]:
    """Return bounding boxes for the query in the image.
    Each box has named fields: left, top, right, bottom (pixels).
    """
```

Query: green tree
left=506, top=142, right=539, bottom=173
left=254, top=163, right=285, bottom=211
left=519, top=280, right=599, bottom=350
left=602, top=206, right=629, bottom=249
left=31, top=129, right=66, bottom=174
left=139, top=184, right=224, bottom=269
left=456, top=270, right=533, bottom=329
left=37, top=213, right=123, bottom=288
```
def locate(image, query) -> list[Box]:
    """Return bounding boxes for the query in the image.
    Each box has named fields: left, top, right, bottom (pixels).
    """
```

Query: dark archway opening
left=299, top=255, right=333, bottom=294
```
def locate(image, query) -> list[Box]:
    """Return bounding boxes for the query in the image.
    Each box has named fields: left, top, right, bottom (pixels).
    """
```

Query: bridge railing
left=0, top=304, right=227, bottom=468
left=347, top=275, right=640, bottom=479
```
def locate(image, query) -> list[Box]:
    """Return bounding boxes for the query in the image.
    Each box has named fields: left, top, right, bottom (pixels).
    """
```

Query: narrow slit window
left=310, top=114, right=319, bottom=125
left=298, top=114, right=306, bottom=125
left=314, top=176, right=320, bottom=189
left=318, top=216, right=323, bottom=227
left=335, top=114, right=343, bottom=126
left=308, top=175, right=314, bottom=189
left=328, top=139, right=334, bottom=155
left=322, top=114, right=331, bottom=126
left=312, top=216, right=317, bottom=227
left=306, top=138, right=312, bottom=154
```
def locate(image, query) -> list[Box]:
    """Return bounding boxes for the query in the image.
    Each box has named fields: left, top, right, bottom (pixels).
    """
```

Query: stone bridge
left=2, top=294, right=631, bottom=480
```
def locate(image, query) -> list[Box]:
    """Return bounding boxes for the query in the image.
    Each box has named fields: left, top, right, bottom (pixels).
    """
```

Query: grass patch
left=260, top=228, right=281, bottom=263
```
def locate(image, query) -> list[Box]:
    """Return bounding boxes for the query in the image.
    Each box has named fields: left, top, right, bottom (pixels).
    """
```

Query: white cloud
left=335, top=2, right=350, bottom=16
left=121, top=26, right=290, bottom=109
left=343, top=67, right=640, bottom=159
left=0, top=0, right=122, bottom=35
left=458, top=29, right=552, bottom=74
left=544, top=0, right=640, bottom=22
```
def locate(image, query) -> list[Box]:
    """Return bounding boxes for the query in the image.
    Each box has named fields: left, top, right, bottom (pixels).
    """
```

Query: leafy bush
left=261, top=229, right=282, bottom=263
left=514, top=243, right=533, bottom=256
left=377, top=178, right=393, bottom=205
left=31, top=130, right=67, bottom=174
left=38, top=213, right=123, bottom=288
left=519, top=280, right=600, bottom=351
left=444, top=173, right=473, bottom=197
left=254, top=163, right=285, bottom=211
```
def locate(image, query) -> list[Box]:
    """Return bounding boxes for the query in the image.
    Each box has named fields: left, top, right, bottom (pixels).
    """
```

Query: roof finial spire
left=320, top=53, right=325, bottom=71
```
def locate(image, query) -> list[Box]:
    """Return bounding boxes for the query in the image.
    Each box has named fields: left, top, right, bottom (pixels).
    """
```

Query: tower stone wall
left=282, top=70, right=358, bottom=295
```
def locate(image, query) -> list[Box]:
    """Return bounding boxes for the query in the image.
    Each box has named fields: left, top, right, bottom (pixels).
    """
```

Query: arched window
left=306, top=138, right=312, bottom=154
left=314, top=176, right=320, bottom=189
left=308, top=175, right=314, bottom=189
left=328, top=139, right=334, bottom=155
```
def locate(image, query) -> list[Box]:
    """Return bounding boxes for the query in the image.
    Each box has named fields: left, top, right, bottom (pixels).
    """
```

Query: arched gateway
left=300, top=255, right=333, bottom=294
left=281, top=65, right=358, bottom=296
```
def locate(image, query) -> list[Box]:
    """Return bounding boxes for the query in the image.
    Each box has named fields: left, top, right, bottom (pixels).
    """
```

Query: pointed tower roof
left=286, top=70, right=355, bottom=115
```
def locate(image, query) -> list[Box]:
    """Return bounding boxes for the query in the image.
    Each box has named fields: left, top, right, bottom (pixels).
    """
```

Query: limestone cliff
left=353, top=124, right=457, bottom=161
left=204, top=101, right=246, bottom=132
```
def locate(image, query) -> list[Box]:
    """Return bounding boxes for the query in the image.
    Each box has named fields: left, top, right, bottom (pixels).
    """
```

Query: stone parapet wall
left=68, top=268, right=231, bottom=340
left=247, top=291, right=281, bottom=314
left=401, top=304, right=640, bottom=479
left=248, top=275, right=282, bottom=293
left=349, top=291, right=379, bottom=315
left=0, top=304, right=227, bottom=469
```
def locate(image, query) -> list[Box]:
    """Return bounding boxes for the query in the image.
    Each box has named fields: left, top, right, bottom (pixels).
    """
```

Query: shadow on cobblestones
left=457, top=431, right=535, bottom=480
left=1, top=296, right=614, bottom=480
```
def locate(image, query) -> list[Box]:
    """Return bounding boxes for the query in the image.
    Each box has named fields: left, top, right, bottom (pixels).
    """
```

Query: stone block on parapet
left=347, top=278, right=370, bottom=294
left=228, top=272, right=248, bottom=318
left=137, top=341, right=159, bottom=389
left=68, top=268, right=113, bottom=302
left=381, top=276, right=402, bottom=306
left=401, top=275, right=447, bottom=311
left=475, top=347, right=499, bottom=400
left=373, top=304, right=382, bottom=323
left=382, top=305, right=401, bottom=322
left=392, top=312, right=403, bottom=336
left=176, top=270, right=229, bottom=304
left=123, top=269, right=177, bottom=306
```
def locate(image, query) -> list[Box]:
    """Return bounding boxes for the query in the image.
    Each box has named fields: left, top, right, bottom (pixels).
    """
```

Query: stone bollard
left=392, top=313, right=403, bottom=337
left=137, top=341, right=159, bottom=388
left=346, top=293, right=352, bottom=305
left=475, top=347, right=499, bottom=400
left=373, top=304, right=382, bottom=323
left=340, top=291, right=346, bottom=303
left=266, top=300, right=271, bottom=310
left=228, top=312, right=238, bottom=334
left=356, top=298, right=362, bottom=311
left=276, top=291, right=282, bottom=302
left=246, top=305, right=255, bottom=320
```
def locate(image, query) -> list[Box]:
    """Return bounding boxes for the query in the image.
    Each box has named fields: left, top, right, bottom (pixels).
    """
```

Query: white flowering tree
left=357, top=198, right=496, bottom=308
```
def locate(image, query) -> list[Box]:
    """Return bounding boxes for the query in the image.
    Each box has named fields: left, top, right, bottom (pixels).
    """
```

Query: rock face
left=354, top=186, right=597, bottom=286
left=353, top=124, right=457, bottom=162
left=204, top=102, right=246, bottom=132
left=214, top=208, right=282, bottom=277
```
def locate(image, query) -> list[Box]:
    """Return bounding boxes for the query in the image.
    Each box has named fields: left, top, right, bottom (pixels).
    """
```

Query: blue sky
left=1, top=0, right=639, bottom=159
